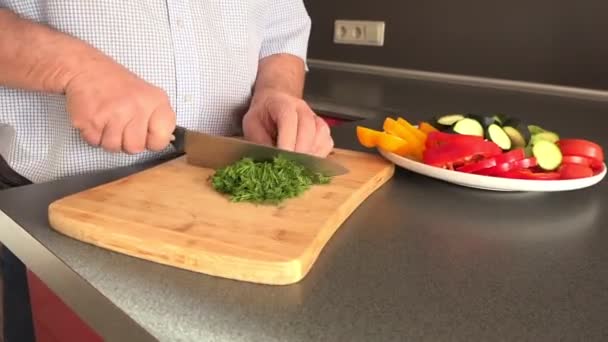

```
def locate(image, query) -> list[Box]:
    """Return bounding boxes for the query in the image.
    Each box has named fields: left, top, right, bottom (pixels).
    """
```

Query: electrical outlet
left=333, top=20, right=385, bottom=46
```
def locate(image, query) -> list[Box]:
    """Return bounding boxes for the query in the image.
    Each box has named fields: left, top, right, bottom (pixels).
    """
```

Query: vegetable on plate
left=356, top=112, right=605, bottom=181
left=556, top=139, right=604, bottom=166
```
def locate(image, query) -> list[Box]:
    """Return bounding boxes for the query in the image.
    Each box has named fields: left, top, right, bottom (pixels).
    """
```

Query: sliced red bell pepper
left=473, top=148, right=526, bottom=176
left=476, top=161, right=515, bottom=176
left=456, top=158, right=496, bottom=173
left=499, top=169, right=561, bottom=180
left=485, top=157, right=538, bottom=177
left=511, top=157, right=538, bottom=169
left=425, top=131, right=485, bottom=149
left=494, top=148, right=526, bottom=165
left=423, top=139, right=502, bottom=169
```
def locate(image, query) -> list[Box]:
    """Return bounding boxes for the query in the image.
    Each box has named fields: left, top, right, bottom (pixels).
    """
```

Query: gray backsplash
left=304, top=0, right=608, bottom=91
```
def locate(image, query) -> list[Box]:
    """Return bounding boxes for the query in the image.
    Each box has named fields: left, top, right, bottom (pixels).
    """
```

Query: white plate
left=378, top=148, right=607, bottom=192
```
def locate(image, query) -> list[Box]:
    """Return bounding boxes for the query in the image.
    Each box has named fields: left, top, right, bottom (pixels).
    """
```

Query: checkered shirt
left=0, top=0, right=311, bottom=183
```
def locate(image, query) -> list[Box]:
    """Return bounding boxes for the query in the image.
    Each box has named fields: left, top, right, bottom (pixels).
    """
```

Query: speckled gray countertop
left=1, top=68, right=608, bottom=341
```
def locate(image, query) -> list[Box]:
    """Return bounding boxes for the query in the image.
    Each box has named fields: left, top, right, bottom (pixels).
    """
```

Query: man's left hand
left=242, top=90, right=334, bottom=158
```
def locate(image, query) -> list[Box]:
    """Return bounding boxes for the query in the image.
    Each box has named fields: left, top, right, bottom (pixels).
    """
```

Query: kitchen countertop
left=2, top=68, right=608, bottom=342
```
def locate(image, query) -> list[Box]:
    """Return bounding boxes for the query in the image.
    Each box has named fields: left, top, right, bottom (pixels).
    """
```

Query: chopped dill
left=210, top=155, right=331, bottom=205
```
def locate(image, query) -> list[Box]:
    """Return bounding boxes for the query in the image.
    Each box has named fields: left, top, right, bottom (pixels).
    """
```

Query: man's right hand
left=64, top=61, right=176, bottom=154
left=0, top=9, right=177, bottom=154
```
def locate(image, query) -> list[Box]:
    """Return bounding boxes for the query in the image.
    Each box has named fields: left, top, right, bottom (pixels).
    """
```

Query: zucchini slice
left=502, top=119, right=531, bottom=148
left=468, top=114, right=496, bottom=129
left=453, top=118, right=484, bottom=137
left=486, top=124, right=512, bottom=150
left=491, top=114, right=508, bottom=126
left=532, top=140, right=562, bottom=171
left=530, top=131, right=559, bottom=145
left=528, top=124, right=548, bottom=135
left=503, top=126, right=527, bottom=149
left=436, top=114, right=466, bottom=126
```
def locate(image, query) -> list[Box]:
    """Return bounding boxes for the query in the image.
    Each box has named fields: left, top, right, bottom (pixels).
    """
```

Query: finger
left=100, top=116, right=128, bottom=153
left=294, top=105, right=317, bottom=154
left=122, top=114, right=149, bottom=154
left=312, top=115, right=329, bottom=152
left=271, top=104, right=298, bottom=151
left=74, top=109, right=108, bottom=147
left=80, top=126, right=103, bottom=147
left=147, top=102, right=176, bottom=151
left=242, top=113, right=275, bottom=146
left=312, top=116, right=334, bottom=157
left=316, top=135, right=335, bottom=158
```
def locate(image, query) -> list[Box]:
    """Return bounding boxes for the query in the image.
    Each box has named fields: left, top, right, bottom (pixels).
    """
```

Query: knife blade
left=170, top=126, right=349, bottom=177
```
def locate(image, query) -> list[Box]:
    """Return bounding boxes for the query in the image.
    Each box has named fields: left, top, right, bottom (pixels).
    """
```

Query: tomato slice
left=456, top=158, right=496, bottom=173
left=561, top=155, right=592, bottom=167
left=558, top=163, right=594, bottom=179
left=557, top=139, right=604, bottom=163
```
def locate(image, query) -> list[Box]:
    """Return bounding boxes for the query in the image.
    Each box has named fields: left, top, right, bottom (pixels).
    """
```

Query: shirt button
left=176, top=19, right=184, bottom=28
left=184, top=95, right=193, bottom=103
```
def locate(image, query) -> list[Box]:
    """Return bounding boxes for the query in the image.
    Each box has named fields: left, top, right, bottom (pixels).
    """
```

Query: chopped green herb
left=210, top=155, right=331, bottom=205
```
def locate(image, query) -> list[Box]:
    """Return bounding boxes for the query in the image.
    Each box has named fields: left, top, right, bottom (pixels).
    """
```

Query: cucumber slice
left=487, top=124, right=512, bottom=150
left=532, top=140, right=562, bottom=171
left=503, top=126, right=527, bottom=149
left=436, top=114, right=466, bottom=126
left=453, top=118, right=484, bottom=137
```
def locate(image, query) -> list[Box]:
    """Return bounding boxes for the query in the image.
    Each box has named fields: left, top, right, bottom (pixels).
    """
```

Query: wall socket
left=333, top=20, right=385, bottom=46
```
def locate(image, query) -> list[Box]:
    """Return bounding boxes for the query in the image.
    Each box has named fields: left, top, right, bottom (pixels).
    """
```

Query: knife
left=170, top=125, right=349, bottom=177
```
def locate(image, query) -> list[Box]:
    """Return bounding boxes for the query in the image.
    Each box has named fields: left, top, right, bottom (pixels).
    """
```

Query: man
left=0, top=1, right=332, bottom=340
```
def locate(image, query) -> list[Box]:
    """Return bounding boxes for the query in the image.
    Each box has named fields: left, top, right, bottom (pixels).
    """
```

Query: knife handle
left=170, top=125, right=187, bottom=153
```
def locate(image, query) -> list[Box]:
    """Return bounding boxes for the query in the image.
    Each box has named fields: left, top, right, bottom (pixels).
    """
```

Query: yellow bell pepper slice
left=383, top=118, right=414, bottom=141
left=419, top=122, right=439, bottom=134
left=397, top=117, right=427, bottom=142
left=377, top=132, right=409, bottom=154
left=356, top=126, right=382, bottom=148
left=384, top=118, right=423, bottom=148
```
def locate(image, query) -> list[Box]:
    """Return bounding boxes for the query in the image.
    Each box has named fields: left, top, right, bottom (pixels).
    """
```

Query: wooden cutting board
left=48, top=148, right=394, bottom=285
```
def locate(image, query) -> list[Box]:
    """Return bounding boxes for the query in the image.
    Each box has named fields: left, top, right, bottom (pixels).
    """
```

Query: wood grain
left=48, top=148, right=394, bottom=285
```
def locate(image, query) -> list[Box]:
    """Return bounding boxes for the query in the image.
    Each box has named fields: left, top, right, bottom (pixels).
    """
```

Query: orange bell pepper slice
left=356, top=126, right=382, bottom=148
left=419, top=122, right=439, bottom=134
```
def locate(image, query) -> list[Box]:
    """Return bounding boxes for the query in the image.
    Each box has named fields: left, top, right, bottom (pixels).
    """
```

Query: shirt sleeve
left=258, top=0, right=312, bottom=67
